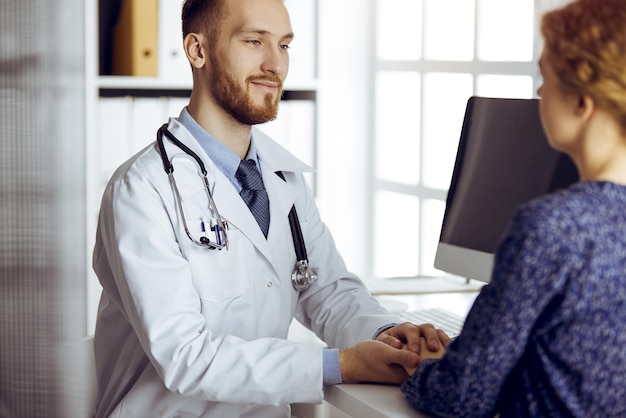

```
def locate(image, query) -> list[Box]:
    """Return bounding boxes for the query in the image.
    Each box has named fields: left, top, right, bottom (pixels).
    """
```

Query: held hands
left=403, top=336, right=447, bottom=375
left=376, top=322, right=451, bottom=355
left=338, top=340, right=419, bottom=384
left=338, top=323, right=451, bottom=384
left=376, top=322, right=450, bottom=376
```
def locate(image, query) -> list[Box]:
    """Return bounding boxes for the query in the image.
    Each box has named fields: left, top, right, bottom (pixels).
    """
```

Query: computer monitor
left=434, top=96, right=579, bottom=282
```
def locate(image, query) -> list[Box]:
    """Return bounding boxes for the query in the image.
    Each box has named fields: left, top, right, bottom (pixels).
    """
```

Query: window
left=371, top=0, right=537, bottom=278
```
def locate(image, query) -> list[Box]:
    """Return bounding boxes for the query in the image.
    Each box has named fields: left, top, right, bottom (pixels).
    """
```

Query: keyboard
left=395, top=308, right=465, bottom=339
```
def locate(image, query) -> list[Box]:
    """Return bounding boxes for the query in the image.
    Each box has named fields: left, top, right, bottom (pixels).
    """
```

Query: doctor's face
left=207, top=0, right=293, bottom=125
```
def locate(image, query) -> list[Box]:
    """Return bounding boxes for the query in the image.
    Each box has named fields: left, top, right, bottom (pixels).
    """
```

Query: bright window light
left=423, top=0, right=475, bottom=61
left=476, top=74, right=534, bottom=99
left=477, top=0, right=534, bottom=61
left=376, top=0, right=422, bottom=60
left=374, top=191, right=420, bottom=277
left=376, top=71, right=421, bottom=185
left=422, top=72, right=473, bottom=190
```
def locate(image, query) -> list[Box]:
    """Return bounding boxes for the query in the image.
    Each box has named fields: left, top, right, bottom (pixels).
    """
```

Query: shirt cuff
left=322, top=348, right=342, bottom=385
left=372, top=322, right=398, bottom=340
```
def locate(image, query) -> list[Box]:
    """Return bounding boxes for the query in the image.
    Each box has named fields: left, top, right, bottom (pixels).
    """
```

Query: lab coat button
left=267, top=281, right=273, bottom=287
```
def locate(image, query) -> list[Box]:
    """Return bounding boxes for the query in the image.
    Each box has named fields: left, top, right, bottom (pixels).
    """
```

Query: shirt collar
left=176, top=107, right=261, bottom=191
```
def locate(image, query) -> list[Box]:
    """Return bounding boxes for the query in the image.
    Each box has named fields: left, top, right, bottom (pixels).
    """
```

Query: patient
left=401, top=0, right=626, bottom=416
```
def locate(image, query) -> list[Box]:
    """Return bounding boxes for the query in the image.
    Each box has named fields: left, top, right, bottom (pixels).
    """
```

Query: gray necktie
left=236, top=159, right=270, bottom=238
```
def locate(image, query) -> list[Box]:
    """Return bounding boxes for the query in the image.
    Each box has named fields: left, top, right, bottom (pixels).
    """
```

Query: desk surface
left=324, top=383, right=431, bottom=418
left=323, top=290, right=482, bottom=418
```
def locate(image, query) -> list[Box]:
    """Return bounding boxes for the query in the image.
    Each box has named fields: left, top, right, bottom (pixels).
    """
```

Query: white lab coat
left=93, top=118, right=398, bottom=418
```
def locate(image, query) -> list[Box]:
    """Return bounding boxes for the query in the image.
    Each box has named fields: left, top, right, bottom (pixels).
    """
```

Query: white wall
left=316, top=0, right=374, bottom=276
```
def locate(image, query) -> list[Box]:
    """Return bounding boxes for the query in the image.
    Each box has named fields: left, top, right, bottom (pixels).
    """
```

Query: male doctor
left=92, top=0, right=448, bottom=416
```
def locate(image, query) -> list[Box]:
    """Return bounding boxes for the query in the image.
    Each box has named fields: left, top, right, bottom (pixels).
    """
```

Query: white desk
left=363, top=274, right=484, bottom=297
left=324, top=383, right=431, bottom=418
left=322, top=287, right=482, bottom=418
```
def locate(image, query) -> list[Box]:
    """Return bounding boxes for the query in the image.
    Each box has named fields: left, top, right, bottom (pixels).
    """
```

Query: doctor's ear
left=183, top=33, right=207, bottom=69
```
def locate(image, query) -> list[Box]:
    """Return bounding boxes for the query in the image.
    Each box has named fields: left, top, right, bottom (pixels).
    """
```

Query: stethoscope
left=156, top=124, right=318, bottom=291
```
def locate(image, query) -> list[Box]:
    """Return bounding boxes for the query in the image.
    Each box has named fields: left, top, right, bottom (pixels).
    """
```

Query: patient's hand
left=404, top=337, right=446, bottom=375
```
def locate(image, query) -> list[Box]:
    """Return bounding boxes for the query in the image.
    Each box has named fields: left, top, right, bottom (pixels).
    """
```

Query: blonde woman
left=401, top=0, right=626, bottom=416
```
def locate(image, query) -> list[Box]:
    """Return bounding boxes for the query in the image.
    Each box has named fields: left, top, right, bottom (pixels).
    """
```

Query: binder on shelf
left=112, top=0, right=158, bottom=76
left=159, top=0, right=192, bottom=84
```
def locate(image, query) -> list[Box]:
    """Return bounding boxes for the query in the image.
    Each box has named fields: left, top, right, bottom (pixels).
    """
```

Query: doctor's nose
left=261, top=46, right=288, bottom=77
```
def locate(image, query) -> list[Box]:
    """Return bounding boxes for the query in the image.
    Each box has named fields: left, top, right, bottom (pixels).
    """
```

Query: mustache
left=246, top=75, right=283, bottom=88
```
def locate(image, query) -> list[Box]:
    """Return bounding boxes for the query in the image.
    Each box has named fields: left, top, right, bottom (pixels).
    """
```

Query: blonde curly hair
left=541, top=0, right=626, bottom=132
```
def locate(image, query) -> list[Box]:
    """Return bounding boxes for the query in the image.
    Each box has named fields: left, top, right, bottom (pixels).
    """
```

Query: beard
left=209, top=55, right=283, bottom=125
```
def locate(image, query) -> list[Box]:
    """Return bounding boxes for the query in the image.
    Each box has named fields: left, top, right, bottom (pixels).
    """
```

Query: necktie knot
left=236, top=159, right=265, bottom=191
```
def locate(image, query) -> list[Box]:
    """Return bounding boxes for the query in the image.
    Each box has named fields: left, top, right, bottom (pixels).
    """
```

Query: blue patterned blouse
left=401, top=181, right=626, bottom=417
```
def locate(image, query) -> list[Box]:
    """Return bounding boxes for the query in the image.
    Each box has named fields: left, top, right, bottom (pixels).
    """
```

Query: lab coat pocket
left=187, top=223, right=251, bottom=303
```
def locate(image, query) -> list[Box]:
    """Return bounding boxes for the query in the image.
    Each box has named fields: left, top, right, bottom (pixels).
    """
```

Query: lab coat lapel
left=263, top=164, right=298, bottom=279
left=164, top=120, right=311, bottom=279
left=213, top=169, right=295, bottom=283
left=216, top=129, right=312, bottom=279
left=211, top=168, right=277, bottom=265
left=253, top=128, right=313, bottom=281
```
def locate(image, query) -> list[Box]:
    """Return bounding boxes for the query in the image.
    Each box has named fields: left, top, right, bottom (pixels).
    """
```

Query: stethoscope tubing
left=275, top=171, right=307, bottom=262
left=158, top=124, right=208, bottom=176
left=156, top=123, right=316, bottom=290
left=157, top=124, right=229, bottom=249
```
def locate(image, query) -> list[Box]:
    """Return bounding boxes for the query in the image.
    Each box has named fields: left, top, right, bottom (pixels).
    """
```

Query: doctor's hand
left=339, top=340, right=420, bottom=384
left=376, top=322, right=451, bottom=355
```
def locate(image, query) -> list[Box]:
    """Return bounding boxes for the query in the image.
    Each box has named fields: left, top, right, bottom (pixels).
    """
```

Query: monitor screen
left=434, top=96, right=579, bottom=282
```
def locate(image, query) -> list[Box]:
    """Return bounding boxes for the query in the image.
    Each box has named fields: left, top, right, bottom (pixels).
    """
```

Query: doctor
left=92, top=0, right=448, bottom=416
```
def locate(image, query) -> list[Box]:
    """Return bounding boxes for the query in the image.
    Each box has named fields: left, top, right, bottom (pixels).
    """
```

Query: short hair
left=181, top=0, right=226, bottom=42
left=541, top=0, right=626, bottom=131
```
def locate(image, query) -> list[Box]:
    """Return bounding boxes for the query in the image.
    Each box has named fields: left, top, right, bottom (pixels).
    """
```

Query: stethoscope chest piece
left=292, top=260, right=318, bottom=291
